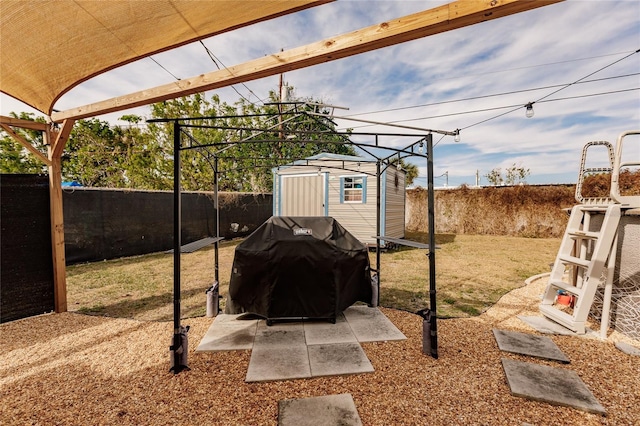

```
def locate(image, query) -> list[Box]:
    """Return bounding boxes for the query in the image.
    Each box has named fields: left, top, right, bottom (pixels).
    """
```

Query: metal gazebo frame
left=149, top=104, right=456, bottom=372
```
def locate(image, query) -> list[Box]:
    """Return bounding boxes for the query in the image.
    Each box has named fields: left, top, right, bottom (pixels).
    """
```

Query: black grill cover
left=225, top=216, right=372, bottom=320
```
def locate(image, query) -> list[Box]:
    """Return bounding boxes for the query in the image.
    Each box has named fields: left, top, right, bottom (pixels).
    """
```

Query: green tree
left=119, top=114, right=172, bottom=190
left=149, top=90, right=355, bottom=192
left=505, top=163, right=530, bottom=185
left=148, top=93, right=231, bottom=191
left=0, top=112, right=48, bottom=174
left=389, top=158, right=418, bottom=187
left=484, top=163, right=530, bottom=186
left=485, top=168, right=504, bottom=186
left=63, top=118, right=129, bottom=187
left=3, top=90, right=359, bottom=191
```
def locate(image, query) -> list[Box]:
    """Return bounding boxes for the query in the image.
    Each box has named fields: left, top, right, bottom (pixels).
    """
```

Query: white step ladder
left=540, top=203, right=621, bottom=334
left=540, top=140, right=619, bottom=334
left=540, top=131, right=640, bottom=335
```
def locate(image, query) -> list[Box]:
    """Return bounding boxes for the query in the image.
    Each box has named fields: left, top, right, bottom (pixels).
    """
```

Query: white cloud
left=2, top=0, right=638, bottom=185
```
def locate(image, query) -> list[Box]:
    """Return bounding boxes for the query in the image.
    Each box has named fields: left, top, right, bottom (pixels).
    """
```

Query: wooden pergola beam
left=0, top=115, right=49, bottom=131
left=0, top=123, right=51, bottom=165
left=51, top=0, right=563, bottom=122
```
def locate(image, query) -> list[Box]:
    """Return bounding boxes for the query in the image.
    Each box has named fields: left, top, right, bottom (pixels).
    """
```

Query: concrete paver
left=493, top=329, right=570, bottom=363
left=517, top=315, right=577, bottom=335
left=518, top=315, right=600, bottom=338
left=254, top=323, right=306, bottom=347
left=246, top=345, right=311, bottom=382
left=343, top=306, right=406, bottom=342
left=308, top=343, right=374, bottom=377
left=195, top=314, right=258, bottom=351
left=615, top=341, right=640, bottom=356
left=304, top=315, right=357, bottom=345
left=501, top=358, right=605, bottom=415
left=278, top=393, right=362, bottom=426
left=196, top=307, right=405, bottom=382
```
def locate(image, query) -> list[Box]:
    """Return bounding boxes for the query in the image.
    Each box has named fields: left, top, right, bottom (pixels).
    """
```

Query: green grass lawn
left=66, top=233, right=560, bottom=321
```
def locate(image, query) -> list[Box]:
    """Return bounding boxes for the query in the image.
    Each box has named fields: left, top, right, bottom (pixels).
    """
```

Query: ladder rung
left=578, top=205, right=610, bottom=212
left=558, top=254, right=590, bottom=268
left=584, top=167, right=612, bottom=173
left=539, top=304, right=584, bottom=333
left=568, top=229, right=600, bottom=239
left=547, top=280, right=584, bottom=297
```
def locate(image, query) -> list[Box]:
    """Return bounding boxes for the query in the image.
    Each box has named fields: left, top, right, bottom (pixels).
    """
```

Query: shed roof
left=274, top=152, right=377, bottom=173
left=0, top=0, right=327, bottom=115
left=305, top=153, right=376, bottom=163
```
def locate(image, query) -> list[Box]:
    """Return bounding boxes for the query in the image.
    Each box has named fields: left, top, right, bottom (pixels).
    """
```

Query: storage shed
left=273, top=153, right=405, bottom=245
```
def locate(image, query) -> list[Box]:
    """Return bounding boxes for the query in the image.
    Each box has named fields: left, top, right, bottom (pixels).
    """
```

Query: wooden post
left=47, top=119, right=74, bottom=313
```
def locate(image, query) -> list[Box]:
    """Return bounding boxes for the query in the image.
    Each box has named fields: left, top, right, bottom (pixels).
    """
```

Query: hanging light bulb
left=317, top=168, right=322, bottom=176
left=454, top=129, right=461, bottom=143
left=525, top=102, right=535, bottom=118
left=418, top=141, right=424, bottom=154
left=357, top=162, right=361, bottom=171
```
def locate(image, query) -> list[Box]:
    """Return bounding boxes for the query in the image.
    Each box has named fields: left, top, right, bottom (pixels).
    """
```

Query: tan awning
left=0, top=0, right=329, bottom=115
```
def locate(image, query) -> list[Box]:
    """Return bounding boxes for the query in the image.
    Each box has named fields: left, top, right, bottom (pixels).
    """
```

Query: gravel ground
left=1, top=276, right=638, bottom=426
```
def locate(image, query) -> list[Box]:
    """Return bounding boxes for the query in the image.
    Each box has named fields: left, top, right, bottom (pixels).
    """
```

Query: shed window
left=341, top=176, right=366, bottom=203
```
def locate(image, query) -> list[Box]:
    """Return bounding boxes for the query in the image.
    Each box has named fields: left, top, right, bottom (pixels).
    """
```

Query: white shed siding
left=281, top=174, right=324, bottom=216
left=273, top=165, right=326, bottom=216
left=383, top=168, right=405, bottom=239
left=273, top=155, right=405, bottom=246
left=327, top=163, right=377, bottom=245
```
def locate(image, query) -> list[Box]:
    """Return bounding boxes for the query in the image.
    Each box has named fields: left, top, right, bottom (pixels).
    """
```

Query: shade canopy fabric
left=225, top=216, right=373, bottom=322
left=0, top=0, right=327, bottom=115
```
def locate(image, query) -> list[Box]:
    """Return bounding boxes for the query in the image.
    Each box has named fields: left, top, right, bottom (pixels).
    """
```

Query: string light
left=454, top=129, right=461, bottom=143
left=525, top=102, right=535, bottom=118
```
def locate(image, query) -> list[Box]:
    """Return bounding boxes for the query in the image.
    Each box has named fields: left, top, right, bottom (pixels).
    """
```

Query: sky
left=1, top=0, right=639, bottom=187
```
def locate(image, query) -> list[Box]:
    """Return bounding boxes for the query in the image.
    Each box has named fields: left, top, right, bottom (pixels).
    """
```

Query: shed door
left=281, top=174, right=324, bottom=216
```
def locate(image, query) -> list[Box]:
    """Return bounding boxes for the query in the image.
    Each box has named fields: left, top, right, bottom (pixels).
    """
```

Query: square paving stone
left=304, top=315, right=357, bottom=345
left=501, top=358, right=605, bottom=415
left=308, top=343, right=374, bottom=377
left=518, top=316, right=579, bottom=335
left=278, top=393, right=362, bottom=426
left=493, top=329, right=570, bottom=363
left=254, top=322, right=306, bottom=347
left=213, top=313, right=257, bottom=326
left=615, top=341, right=640, bottom=356
left=343, top=306, right=406, bottom=342
left=196, top=315, right=258, bottom=351
left=246, top=344, right=311, bottom=382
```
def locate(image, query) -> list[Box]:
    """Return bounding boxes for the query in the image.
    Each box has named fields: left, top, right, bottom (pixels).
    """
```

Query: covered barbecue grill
left=225, top=216, right=373, bottom=323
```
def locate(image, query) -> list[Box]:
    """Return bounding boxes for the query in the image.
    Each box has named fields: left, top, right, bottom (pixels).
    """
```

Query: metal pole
left=214, top=156, right=220, bottom=286
left=426, top=133, right=438, bottom=359
left=173, top=121, right=181, bottom=335
left=170, top=121, right=189, bottom=373
left=375, top=157, right=381, bottom=307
